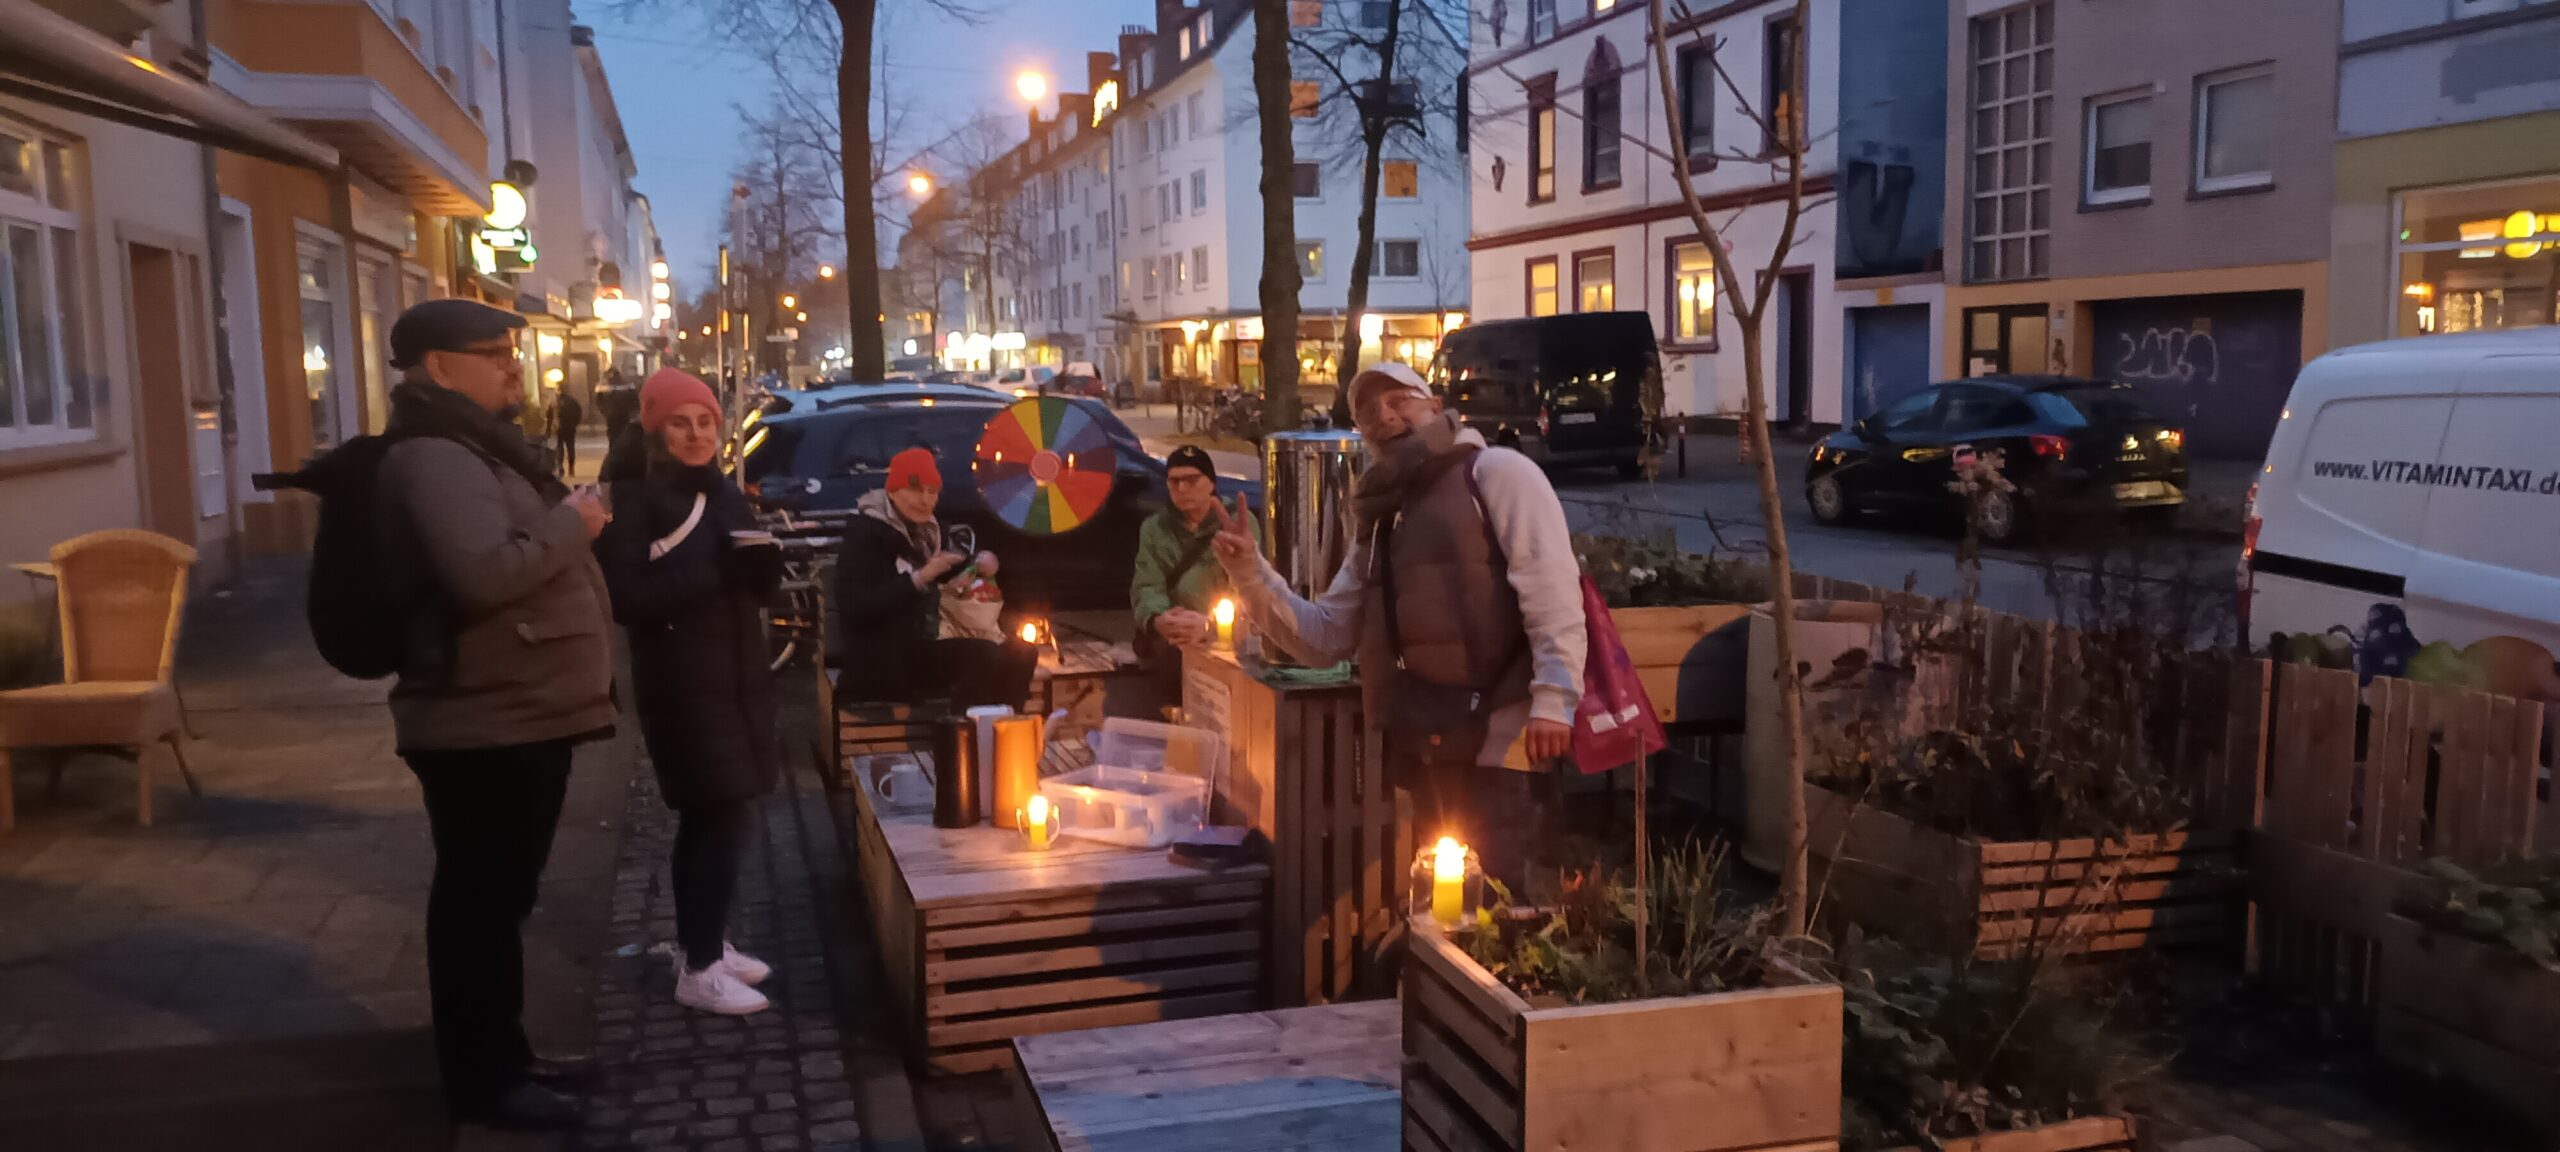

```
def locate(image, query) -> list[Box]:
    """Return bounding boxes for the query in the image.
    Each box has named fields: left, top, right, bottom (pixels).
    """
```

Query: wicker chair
left=0, top=530, right=200, bottom=830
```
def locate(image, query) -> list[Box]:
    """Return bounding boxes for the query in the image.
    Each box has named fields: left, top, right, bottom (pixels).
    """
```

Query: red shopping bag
left=1571, top=574, right=1667, bottom=774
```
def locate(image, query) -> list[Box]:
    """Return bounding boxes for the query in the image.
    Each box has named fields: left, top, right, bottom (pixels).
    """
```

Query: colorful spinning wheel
left=972, top=396, right=1119, bottom=534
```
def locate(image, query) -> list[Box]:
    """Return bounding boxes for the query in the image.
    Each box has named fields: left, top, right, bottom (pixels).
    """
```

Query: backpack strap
left=648, top=492, right=708, bottom=560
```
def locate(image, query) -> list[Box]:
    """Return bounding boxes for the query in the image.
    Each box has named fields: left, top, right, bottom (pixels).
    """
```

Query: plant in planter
left=2375, top=857, right=2560, bottom=1137
left=1571, top=523, right=1761, bottom=609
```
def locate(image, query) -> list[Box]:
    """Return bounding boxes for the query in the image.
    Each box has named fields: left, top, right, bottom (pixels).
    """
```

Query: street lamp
left=906, top=171, right=934, bottom=198
left=796, top=311, right=809, bottom=322
left=781, top=294, right=798, bottom=309
left=818, top=264, right=836, bottom=280
left=1014, top=70, right=1048, bottom=104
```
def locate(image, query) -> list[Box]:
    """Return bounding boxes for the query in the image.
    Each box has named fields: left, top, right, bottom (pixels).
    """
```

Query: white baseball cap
left=1347, top=362, right=1431, bottom=412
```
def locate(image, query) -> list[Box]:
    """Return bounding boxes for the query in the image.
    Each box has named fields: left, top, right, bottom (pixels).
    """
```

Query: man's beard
left=494, top=400, right=523, bottom=423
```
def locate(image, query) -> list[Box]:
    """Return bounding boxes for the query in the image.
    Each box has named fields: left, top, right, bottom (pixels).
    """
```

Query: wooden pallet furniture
left=1007, top=1000, right=1402, bottom=1152
left=1807, top=787, right=2238, bottom=960
left=1401, top=918, right=1842, bottom=1152
left=847, top=749, right=1272, bottom=1074
left=2374, top=914, right=2560, bottom=1139
left=1183, top=648, right=1412, bottom=1007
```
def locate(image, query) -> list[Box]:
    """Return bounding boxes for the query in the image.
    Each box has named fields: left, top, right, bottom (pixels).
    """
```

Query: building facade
left=1942, top=0, right=2339, bottom=462
left=2331, top=0, right=2560, bottom=352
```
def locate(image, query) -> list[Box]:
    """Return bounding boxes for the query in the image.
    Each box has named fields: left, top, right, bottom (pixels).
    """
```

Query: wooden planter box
left=1808, top=788, right=2237, bottom=960
left=1883, top=1116, right=2134, bottom=1152
left=2376, top=914, right=2560, bottom=1137
left=1401, top=919, right=1842, bottom=1152
left=1608, top=603, right=1753, bottom=729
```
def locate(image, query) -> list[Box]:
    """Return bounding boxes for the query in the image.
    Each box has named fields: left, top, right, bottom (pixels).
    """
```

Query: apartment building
left=2332, top=0, right=2560, bottom=350
left=1943, top=0, right=2338, bottom=462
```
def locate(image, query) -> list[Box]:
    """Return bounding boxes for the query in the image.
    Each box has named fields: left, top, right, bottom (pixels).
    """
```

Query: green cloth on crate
left=1257, top=661, right=1354, bottom=687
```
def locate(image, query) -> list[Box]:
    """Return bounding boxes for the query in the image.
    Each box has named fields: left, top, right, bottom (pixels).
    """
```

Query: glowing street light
left=781, top=294, right=798, bottom=309
left=649, top=259, right=670, bottom=280
left=795, top=311, right=809, bottom=322
left=906, top=171, right=934, bottom=198
left=1014, top=70, right=1048, bottom=104
left=818, top=264, right=836, bottom=280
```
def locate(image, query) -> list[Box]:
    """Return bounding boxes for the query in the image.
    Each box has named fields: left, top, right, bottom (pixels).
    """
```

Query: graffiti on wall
left=2114, top=325, right=2221, bottom=385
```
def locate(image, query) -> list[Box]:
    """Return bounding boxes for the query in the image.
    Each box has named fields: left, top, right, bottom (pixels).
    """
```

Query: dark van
left=1429, top=312, right=1661, bottom=475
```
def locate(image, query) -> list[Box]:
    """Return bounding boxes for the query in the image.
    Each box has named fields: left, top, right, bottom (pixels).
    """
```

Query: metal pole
left=191, top=0, right=246, bottom=585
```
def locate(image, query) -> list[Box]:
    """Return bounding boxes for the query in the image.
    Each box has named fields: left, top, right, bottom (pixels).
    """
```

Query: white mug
left=876, top=759, right=929, bottom=805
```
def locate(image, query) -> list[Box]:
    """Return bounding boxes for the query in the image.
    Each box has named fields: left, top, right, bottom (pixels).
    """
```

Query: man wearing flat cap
left=1131, top=445, right=1259, bottom=698
left=376, top=298, right=615, bottom=1130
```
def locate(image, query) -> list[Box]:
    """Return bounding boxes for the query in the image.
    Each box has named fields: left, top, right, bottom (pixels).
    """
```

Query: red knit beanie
left=638, top=368, right=720, bottom=431
left=886, top=446, right=941, bottom=492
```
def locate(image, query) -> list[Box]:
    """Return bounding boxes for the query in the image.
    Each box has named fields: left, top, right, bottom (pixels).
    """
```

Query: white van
left=2244, top=327, right=2560, bottom=700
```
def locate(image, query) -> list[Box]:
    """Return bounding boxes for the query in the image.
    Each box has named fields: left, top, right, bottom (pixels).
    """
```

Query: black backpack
left=253, top=431, right=427, bottom=679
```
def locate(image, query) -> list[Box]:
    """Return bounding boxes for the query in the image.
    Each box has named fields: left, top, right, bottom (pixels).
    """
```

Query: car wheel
left=1972, top=489, right=2021, bottom=544
left=1808, top=474, right=1851, bottom=525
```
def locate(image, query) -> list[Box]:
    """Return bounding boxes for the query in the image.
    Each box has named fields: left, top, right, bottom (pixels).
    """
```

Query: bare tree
left=1645, top=0, right=1817, bottom=934
left=726, top=99, right=841, bottom=372
left=1252, top=0, right=1304, bottom=431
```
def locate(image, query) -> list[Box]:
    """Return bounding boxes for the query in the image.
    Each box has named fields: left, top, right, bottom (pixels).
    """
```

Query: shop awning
left=0, top=0, right=337, bottom=171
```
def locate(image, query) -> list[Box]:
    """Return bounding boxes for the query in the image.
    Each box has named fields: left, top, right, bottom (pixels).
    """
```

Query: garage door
left=2091, top=290, right=2301, bottom=461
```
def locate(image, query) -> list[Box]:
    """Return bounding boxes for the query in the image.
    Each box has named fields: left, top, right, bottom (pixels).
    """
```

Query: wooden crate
left=848, top=751, right=1272, bottom=1074
left=1186, top=648, right=1412, bottom=1007
left=1608, top=603, right=1753, bottom=728
left=1007, top=1000, right=1402, bottom=1152
left=1884, top=1116, right=2135, bottom=1152
left=2375, top=914, right=2560, bottom=1138
left=1808, top=788, right=2238, bottom=960
left=1401, top=920, right=1842, bottom=1152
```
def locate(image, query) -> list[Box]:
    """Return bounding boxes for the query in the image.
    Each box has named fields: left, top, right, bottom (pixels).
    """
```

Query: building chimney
left=1087, top=51, right=1117, bottom=96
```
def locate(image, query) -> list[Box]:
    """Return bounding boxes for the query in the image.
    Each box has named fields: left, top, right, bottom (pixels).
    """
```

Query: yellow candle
left=1430, top=836, right=1466, bottom=927
left=1213, top=597, right=1236, bottom=649
left=1022, top=795, right=1058, bottom=850
left=993, top=713, right=1044, bottom=829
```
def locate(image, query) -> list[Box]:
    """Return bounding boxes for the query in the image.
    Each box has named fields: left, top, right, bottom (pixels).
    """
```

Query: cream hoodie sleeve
left=1471, top=448, right=1588, bottom=726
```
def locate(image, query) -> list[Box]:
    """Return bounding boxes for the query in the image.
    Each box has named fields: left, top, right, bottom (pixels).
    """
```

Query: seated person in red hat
left=832, top=447, right=1040, bottom=710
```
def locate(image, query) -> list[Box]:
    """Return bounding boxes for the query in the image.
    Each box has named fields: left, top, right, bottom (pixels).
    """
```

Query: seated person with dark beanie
left=832, top=447, right=1040, bottom=710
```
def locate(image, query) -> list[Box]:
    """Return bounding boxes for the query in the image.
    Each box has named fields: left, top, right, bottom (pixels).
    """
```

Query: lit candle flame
left=1027, top=794, right=1050, bottom=824
left=1019, top=621, right=1041, bottom=643
left=1433, top=835, right=1465, bottom=882
left=1212, top=599, right=1236, bottom=627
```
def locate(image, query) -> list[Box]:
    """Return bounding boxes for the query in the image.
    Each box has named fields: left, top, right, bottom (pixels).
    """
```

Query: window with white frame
left=1527, top=0, right=1556, bottom=42
left=1379, top=239, right=1420, bottom=278
left=2194, top=65, right=2274, bottom=194
left=1668, top=240, right=1716, bottom=346
left=1191, top=170, right=1207, bottom=212
left=2084, top=91, right=2151, bottom=205
left=297, top=235, right=349, bottom=449
left=1576, top=251, right=1615, bottom=311
left=0, top=122, right=98, bottom=450
left=1191, top=246, right=1208, bottom=290
left=1296, top=241, right=1324, bottom=282
left=1965, top=2, right=2053, bottom=283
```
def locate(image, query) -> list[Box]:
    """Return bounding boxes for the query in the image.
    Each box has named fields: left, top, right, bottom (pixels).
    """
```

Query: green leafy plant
left=1459, top=839, right=1775, bottom=1005
left=2400, top=857, right=2560, bottom=968
left=1572, top=528, right=1760, bottom=608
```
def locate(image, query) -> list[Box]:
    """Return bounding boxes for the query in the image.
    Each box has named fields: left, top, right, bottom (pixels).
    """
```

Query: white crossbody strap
left=648, top=493, right=707, bottom=560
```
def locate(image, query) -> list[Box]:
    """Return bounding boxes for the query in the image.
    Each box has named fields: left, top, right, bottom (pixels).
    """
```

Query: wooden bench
left=1007, top=1000, right=1401, bottom=1151
left=848, top=749, right=1273, bottom=1074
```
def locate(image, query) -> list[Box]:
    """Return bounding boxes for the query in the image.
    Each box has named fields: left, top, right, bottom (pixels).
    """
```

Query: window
left=1380, top=239, right=1420, bottom=278
left=1582, top=42, right=1622, bottom=190
left=1179, top=25, right=1193, bottom=58
left=1361, top=161, right=1410, bottom=202
left=1527, top=77, right=1557, bottom=204
left=2195, top=66, right=2274, bottom=193
left=1527, top=0, right=1555, bottom=42
left=0, top=125, right=96, bottom=448
left=1525, top=257, right=1559, bottom=317
left=1669, top=240, right=1716, bottom=346
left=1188, top=92, right=1206, bottom=137
left=2390, top=176, right=2560, bottom=339
left=1361, top=1, right=1389, bottom=28
left=1070, top=224, right=1082, bottom=256
left=1192, top=246, right=1208, bottom=289
left=1676, top=46, right=1715, bottom=168
left=1574, top=250, right=1614, bottom=312
left=1290, top=0, right=1321, bottom=27
left=1296, top=241, right=1325, bottom=282
left=1291, top=81, right=1322, bottom=119
left=1170, top=105, right=1184, bottom=142
left=1191, top=169, right=1208, bottom=211
left=1117, top=194, right=1128, bottom=236
left=296, top=237, right=349, bottom=448
left=1877, top=388, right=1938, bottom=433
left=1164, top=181, right=1179, bottom=219
left=2084, top=92, right=2151, bottom=204
left=1457, top=81, right=1470, bottom=155
left=1144, top=258, right=1161, bottom=297
left=1293, top=161, right=1322, bottom=199
left=1175, top=252, right=1189, bottom=290
left=1965, top=2, right=2053, bottom=283
left=1594, top=0, right=1614, bottom=9
left=1762, top=13, right=1801, bottom=156
left=1072, top=283, right=1084, bottom=318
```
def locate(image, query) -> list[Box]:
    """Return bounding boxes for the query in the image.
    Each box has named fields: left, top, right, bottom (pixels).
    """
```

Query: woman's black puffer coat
left=595, top=462, right=782, bottom=809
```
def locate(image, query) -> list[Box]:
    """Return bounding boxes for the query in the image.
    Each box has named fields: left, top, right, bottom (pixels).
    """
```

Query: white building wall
left=1465, top=0, right=1844, bottom=423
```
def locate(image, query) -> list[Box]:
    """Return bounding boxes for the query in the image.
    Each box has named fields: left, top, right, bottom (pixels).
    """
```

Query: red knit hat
left=886, top=446, right=941, bottom=492
left=638, top=368, right=720, bottom=432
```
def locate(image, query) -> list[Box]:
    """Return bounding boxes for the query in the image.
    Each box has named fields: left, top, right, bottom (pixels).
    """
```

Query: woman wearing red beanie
left=592, top=368, right=780, bottom=1016
left=831, top=445, right=1040, bottom=710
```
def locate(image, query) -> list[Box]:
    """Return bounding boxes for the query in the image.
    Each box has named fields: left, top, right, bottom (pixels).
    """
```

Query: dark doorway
left=1774, top=270, right=1814, bottom=425
left=126, top=244, right=197, bottom=545
left=1961, top=304, right=2051, bottom=377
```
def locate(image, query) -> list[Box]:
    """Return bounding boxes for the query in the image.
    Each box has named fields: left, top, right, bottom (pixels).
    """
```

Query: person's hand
left=1155, top=609, right=1207, bottom=646
left=1522, top=718, right=1572, bottom=763
left=1209, top=494, right=1258, bottom=575
left=914, top=551, right=965, bottom=589
left=567, top=487, right=609, bottom=540
left=973, top=551, right=999, bottom=577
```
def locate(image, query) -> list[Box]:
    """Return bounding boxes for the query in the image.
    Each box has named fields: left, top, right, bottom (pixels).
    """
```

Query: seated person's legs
left=917, top=637, right=1041, bottom=710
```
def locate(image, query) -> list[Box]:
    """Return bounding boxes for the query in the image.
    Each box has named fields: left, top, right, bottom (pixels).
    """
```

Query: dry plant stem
left=1647, top=0, right=1815, bottom=937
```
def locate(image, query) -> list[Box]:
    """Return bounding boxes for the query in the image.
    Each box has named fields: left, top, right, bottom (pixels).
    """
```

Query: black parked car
left=1431, top=312, right=1662, bottom=476
left=1806, top=375, right=2187, bottom=543
left=741, top=396, right=1259, bottom=610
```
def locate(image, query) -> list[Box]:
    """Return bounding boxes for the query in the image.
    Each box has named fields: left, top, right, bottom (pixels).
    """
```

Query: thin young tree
left=1250, top=0, right=1306, bottom=434
left=1645, top=0, right=1818, bottom=934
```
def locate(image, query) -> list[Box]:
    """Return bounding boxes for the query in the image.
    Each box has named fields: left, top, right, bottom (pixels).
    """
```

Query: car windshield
left=2048, top=384, right=2160, bottom=425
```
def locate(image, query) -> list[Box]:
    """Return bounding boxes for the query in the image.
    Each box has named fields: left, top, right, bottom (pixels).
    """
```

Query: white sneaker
left=675, top=962, right=770, bottom=1016
left=720, top=943, right=772, bottom=987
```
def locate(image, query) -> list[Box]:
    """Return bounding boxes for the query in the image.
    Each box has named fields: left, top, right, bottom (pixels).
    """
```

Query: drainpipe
left=191, top=0, right=246, bottom=585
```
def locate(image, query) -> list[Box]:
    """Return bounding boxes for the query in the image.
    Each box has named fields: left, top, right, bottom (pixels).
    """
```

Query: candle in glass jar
left=1430, top=836, right=1466, bottom=927
left=992, top=713, right=1044, bottom=829
left=1212, top=597, right=1236, bottom=649
left=1021, top=795, right=1059, bottom=850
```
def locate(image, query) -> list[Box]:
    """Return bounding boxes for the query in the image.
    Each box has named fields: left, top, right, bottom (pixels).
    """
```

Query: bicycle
left=760, top=508, right=844, bottom=674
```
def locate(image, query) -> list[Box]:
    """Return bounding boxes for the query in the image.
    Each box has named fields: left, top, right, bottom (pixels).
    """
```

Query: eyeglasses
left=1167, top=473, right=1214, bottom=489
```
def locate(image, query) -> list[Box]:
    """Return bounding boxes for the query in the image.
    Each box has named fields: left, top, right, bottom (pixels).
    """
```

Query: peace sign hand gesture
left=1209, top=494, right=1259, bottom=578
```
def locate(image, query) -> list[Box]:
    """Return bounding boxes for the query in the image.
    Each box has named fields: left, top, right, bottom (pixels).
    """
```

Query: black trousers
left=555, top=430, right=577, bottom=475
left=404, top=740, right=574, bottom=1109
left=672, top=800, right=757, bottom=971
left=909, top=637, right=1040, bottom=711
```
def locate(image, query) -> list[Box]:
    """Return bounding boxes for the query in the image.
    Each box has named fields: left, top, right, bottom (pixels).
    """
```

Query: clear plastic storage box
left=1036, top=718, right=1224, bottom=848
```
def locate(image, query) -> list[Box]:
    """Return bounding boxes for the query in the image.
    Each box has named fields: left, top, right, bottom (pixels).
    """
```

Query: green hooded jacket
left=1130, top=503, right=1259, bottom=632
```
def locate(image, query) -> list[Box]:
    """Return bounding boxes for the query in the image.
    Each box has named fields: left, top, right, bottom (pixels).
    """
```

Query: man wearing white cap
left=1211, top=362, right=1586, bottom=894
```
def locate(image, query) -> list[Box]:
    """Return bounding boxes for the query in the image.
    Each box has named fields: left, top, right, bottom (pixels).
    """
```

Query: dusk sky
left=585, top=0, right=1157, bottom=293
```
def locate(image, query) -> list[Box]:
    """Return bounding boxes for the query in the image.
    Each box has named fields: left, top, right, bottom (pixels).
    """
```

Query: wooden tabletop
left=855, top=750, right=1266, bottom=913
left=11, top=561, right=57, bottom=582
left=1011, top=1000, right=1401, bottom=1152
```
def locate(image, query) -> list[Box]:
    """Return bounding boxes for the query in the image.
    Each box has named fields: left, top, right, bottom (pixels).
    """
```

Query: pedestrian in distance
left=592, top=368, right=783, bottom=1016
left=598, top=367, right=637, bottom=449
left=374, top=299, right=616, bottom=1131
left=833, top=447, right=1041, bottom=711
left=550, top=386, right=584, bottom=477
left=1130, top=445, right=1258, bottom=702
left=1210, top=363, right=1586, bottom=895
